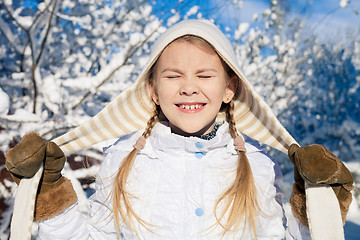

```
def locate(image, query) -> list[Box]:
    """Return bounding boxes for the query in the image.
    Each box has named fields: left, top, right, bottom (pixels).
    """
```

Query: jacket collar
left=149, top=121, right=233, bottom=154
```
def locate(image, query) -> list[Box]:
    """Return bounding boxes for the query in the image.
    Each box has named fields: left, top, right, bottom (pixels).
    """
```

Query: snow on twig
left=71, top=22, right=163, bottom=110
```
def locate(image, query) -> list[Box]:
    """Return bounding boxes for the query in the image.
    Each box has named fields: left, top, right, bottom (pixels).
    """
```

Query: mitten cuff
left=289, top=183, right=308, bottom=227
left=34, top=177, right=77, bottom=222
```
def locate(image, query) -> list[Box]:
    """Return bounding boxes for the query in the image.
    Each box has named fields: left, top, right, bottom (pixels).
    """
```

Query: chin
left=170, top=122, right=214, bottom=137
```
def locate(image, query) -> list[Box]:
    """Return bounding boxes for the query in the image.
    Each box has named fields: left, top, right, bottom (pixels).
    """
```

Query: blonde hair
left=111, top=35, right=259, bottom=238
left=111, top=105, right=160, bottom=236
left=213, top=100, right=259, bottom=239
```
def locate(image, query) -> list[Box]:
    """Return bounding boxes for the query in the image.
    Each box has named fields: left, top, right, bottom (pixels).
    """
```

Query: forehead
left=156, top=39, right=221, bottom=69
left=164, top=37, right=217, bottom=57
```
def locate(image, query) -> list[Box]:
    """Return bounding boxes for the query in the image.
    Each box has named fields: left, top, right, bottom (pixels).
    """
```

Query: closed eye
left=165, top=75, right=181, bottom=79
left=198, top=75, right=213, bottom=79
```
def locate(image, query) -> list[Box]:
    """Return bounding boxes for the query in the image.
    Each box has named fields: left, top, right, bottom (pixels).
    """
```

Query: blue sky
left=20, top=0, right=360, bottom=41
left=281, top=0, right=360, bottom=39
left=150, top=0, right=360, bottom=41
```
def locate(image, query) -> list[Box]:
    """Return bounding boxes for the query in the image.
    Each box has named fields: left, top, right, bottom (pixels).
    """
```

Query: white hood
left=53, top=19, right=297, bottom=154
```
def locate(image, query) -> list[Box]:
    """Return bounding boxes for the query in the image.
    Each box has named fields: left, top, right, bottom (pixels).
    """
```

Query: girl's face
left=150, top=39, right=236, bottom=137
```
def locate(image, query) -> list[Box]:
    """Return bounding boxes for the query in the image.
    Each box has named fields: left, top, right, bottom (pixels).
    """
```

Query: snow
left=184, top=6, right=199, bottom=18
left=129, top=32, right=143, bottom=45
left=234, top=22, right=249, bottom=40
left=37, top=2, right=46, bottom=11
left=340, top=0, right=349, bottom=8
left=264, top=9, right=271, bottom=16
left=17, top=16, right=33, bottom=29
left=345, top=189, right=360, bottom=240
left=271, top=13, right=277, bottom=20
left=347, top=198, right=360, bottom=225
left=0, top=87, right=10, bottom=115
left=2, top=109, right=41, bottom=122
left=167, top=12, right=180, bottom=26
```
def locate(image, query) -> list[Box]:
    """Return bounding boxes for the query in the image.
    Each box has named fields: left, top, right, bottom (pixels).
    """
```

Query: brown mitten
left=5, top=132, right=77, bottom=221
left=288, top=144, right=354, bottom=227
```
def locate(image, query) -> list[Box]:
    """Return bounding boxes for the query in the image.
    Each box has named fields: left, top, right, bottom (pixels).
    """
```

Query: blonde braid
left=112, top=105, right=160, bottom=236
left=225, top=101, right=238, bottom=139
left=142, top=106, right=160, bottom=139
left=214, top=101, right=259, bottom=239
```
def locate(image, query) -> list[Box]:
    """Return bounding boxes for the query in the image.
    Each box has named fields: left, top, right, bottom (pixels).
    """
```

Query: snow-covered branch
left=71, top=20, right=163, bottom=110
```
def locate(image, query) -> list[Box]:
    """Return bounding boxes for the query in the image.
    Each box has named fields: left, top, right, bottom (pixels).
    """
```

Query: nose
left=179, top=78, right=199, bottom=96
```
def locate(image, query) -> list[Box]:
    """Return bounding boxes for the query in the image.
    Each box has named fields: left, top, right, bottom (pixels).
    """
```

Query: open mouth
left=177, top=103, right=205, bottom=109
left=176, top=103, right=206, bottom=112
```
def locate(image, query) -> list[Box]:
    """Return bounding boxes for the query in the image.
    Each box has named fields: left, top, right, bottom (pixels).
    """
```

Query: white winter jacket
left=39, top=122, right=310, bottom=239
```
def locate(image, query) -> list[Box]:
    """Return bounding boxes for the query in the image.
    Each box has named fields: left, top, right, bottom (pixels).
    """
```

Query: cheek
left=156, top=82, right=175, bottom=102
left=204, top=83, right=227, bottom=100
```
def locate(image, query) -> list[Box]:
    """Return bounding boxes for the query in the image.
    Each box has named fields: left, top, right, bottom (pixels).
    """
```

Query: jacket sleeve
left=38, top=203, right=89, bottom=240
left=285, top=209, right=311, bottom=240
left=244, top=136, right=311, bottom=240
left=38, top=135, right=137, bottom=240
left=38, top=195, right=120, bottom=240
left=268, top=152, right=311, bottom=240
left=270, top=156, right=311, bottom=239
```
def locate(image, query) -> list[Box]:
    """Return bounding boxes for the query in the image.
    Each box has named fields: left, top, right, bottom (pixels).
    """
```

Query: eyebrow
left=161, top=68, right=218, bottom=74
left=161, top=68, right=182, bottom=74
left=196, top=68, right=217, bottom=74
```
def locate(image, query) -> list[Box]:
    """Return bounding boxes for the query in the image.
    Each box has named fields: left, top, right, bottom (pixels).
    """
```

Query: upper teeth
left=179, top=104, right=202, bottom=109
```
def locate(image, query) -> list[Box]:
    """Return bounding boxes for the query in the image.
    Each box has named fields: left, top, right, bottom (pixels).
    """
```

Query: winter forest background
left=0, top=0, right=360, bottom=239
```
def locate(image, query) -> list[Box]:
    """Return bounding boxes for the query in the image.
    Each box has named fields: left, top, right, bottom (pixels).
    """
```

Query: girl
left=6, top=20, right=353, bottom=239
